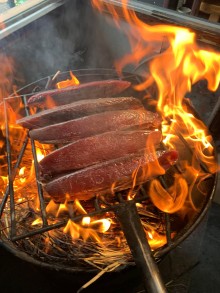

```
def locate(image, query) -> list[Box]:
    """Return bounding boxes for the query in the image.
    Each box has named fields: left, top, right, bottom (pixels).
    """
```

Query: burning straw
left=1, top=180, right=169, bottom=271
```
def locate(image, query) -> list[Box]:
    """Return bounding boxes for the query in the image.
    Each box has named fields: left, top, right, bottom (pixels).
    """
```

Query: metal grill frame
left=0, top=68, right=217, bottom=272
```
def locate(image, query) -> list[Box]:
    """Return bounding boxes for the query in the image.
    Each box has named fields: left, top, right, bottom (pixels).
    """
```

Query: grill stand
left=115, top=200, right=167, bottom=293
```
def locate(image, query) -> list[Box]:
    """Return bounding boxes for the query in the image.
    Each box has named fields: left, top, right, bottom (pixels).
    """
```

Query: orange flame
left=147, top=229, right=168, bottom=250
left=32, top=218, right=43, bottom=226
left=149, top=174, right=188, bottom=213
left=63, top=219, right=109, bottom=242
left=91, top=0, right=219, bottom=247
left=92, top=0, right=219, bottom=205
left=45, top=198, right=112, bottom=241
left=36, top=146, right=45, bottom=162
left=56, top=71, right=80, bottom=89
left=82, top=217, right=111, bottom=233
left=92, top=1, right=220, bottom=97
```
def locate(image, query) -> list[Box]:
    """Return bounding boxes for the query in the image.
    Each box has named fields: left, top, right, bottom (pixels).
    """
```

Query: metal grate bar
left=0, top=135, right=29, bottom=217
left=158, top=176, right=172, bottom=244
left=11, top=206, right=113, bottom=241
left=30, top=138, right=48, bottom=226
left=164, top=213, right=172, bottom=245
left=22, top=95, right=48, bottom=226
left=3, top=99, right=16, bottom=239
left=11, top=193, right=149, bottom=241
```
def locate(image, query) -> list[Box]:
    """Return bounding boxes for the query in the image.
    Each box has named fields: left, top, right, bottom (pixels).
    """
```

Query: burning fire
left=56, top=71, right=80, bottom=89
left=92, top=0, right=219, bottom=210
left=44, top=198, right=112, bottom=242
left=64, top=217, right=111, bottom=242
left=0, top=0, right=220, bottom=267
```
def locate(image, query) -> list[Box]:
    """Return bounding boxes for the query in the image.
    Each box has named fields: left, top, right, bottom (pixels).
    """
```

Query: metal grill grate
left=0, top=69, right=217, bottom=293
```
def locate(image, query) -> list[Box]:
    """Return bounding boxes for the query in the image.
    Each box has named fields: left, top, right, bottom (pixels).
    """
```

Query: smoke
left=0, top=53, right=14, bottom=101
left=0, top=0, right=117, bottom=91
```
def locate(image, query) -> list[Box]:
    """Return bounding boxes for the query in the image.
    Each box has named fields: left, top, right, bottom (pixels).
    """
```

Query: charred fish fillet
left=17, top=97, right=143, bottom=129
left=39, top=130, right=162, bottom=178
left=29, top=109, right=162, bottom=144
left=44, top=149, right=178, bottom=202
left=27, top=80, right=131, bottom=108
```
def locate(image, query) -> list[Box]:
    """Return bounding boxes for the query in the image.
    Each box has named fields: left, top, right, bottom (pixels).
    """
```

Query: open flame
left=63, top=216, right=111, bottom=242
left=91, top=0, right=219, bottom=244
left=44, top=198, right=112, bottom=242
left=62, top=200, right=112, bottom=241
left=56, top=71, right=80, bottom=89
left=0, top=0, right=219, bottom=260
left=147, top=229, right=167, bottom=250
left=149, top=174, right=188, bottom=214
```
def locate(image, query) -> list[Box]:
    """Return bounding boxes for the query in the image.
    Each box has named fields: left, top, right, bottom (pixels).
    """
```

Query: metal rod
left=30, top=138, right=48, bottom=226
left=11, top=205, right=115, bottom=241
left=11, top=194, right=149, bottom=241
left=0, top=135, right=29, bottom=217
left=158, top=175, right=172, bottom=245
left=3, top=100, right=16, bottom=239
left=115, top=201, right=167, bottom=293
left=22, top=95, right=48, bottom=226
left=164, top=213, right=172, bottom=245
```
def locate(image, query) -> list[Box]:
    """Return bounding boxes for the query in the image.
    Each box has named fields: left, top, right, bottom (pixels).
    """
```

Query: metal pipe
left=115, top=200, right=167, bottom=293
left=0, top=0, right=64, bottom=41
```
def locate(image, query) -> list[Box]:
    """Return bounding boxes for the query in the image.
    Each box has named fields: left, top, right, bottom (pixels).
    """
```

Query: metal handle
left=115, top=201, right=167, bottom=293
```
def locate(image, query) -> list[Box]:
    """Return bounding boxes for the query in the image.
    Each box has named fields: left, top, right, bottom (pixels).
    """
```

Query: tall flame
left=92, top=0, right=220, bottom=107
left=92, top=0, right=219, bottom=245
left=92, top=1, right=219, bottom=181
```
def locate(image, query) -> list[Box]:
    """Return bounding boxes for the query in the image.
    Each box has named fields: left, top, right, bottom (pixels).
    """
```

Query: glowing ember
left=32, top=218, right=43, bottom=226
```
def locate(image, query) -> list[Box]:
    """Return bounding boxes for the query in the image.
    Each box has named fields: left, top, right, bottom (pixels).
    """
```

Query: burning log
left=39, top=130, right=162, bottom=178
left=29, top=109, right=162, bottom=144
left=27, top=80, right=131, bottom=108
left=17, top=97, right=143, bottom=129
left=44, top=149, right=178, bottom=202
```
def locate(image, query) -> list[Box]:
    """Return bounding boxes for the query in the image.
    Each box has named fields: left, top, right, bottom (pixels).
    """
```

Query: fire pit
left=0, top=1, right=220, bottom=292
left=0, top=68, right=217, bottom=292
